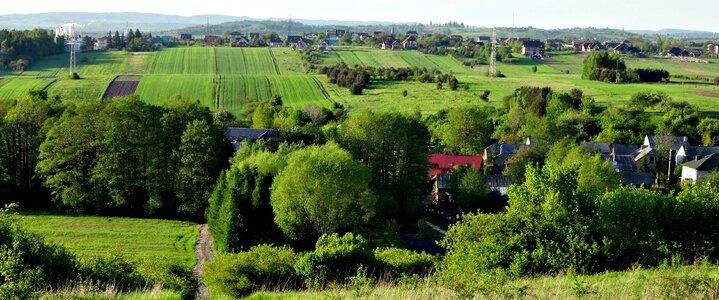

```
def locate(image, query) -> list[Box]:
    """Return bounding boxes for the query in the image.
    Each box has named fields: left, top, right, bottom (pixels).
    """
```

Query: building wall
left=681, top=166, right=698, bottom=182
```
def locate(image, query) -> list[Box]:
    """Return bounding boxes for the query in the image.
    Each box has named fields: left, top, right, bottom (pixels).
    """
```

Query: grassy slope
left=248, top=264, right=719, bottom=300
left=0, top=77, right=55, bottom=100
left=18, top=213, right=198, bottom=268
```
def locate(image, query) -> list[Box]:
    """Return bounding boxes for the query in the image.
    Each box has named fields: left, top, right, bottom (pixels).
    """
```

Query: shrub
left=79, top=254, right=148, bottom=290
left=294, top=233, right=375, bottom=287
left=374, top=247, right=436, bottom=277
left=635, top=68, right=670, bottom=82
left=715, top=76, right=719, bottom=85
left=480, top=90, right=491, bottom=101
left=70, top=72, right=81, bottom=80
left=204, top=245, right=299, bottom=298
left=531, top=65, right=538, bottom=73
left=401, top=90, right=408, bottom=97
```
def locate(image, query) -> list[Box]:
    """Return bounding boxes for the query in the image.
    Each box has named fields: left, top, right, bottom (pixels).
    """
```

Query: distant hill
left=0, top=12, right=248, bottom=32
left=629, top=28, right=717, bottom=38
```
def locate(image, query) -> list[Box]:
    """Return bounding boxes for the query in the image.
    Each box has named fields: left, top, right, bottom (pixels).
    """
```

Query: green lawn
left=18, top=212, right=198, bottom=268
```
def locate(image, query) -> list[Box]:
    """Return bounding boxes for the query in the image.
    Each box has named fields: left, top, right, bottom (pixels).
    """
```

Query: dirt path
left=193, top=224, right=214, bottom=299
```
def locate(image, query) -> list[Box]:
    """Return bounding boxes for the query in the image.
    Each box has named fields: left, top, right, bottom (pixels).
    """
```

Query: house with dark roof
left=225, top=128, right=283, bottom=151
left=476, top=36, right=491, bottom=44
left=481, top=175, right=513, bottom=195
left=582, top=43, right=605, bottom=52
left=613, top=43, right=641, bottom=55
left=635, top=135, right=690, bottom=168
left=521, top=40, right=545, bottom=58
left=483, top=138, right=532, bottom=174
left=681, top=153, right=719, bottom=183
left=583, top=142, right=611, bottom=160
left=406, top=30, right=419, bottom=37
left=180, top=33, right=193, bottom=40
left=402, top=35, right=418, bottom=49
left=611, top=144, right=640, bottom=172
left=676, top=145, right=719, bottom=166
left=667, top=47, right=683, bottom=57
left=381, top=39, right=401, bottom=50
left=317, top=40, right=331, bottom=52
left=428, top=154, right=483, bottom=178
left=621, top=171, right=654, bottom=187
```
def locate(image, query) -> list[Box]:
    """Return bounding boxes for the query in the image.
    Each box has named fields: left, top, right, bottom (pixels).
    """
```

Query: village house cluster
left=426, top=135, right=719, bottom=222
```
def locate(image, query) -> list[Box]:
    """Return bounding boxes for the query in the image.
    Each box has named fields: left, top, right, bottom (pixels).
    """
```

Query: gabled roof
left=485, top=143, right=524, bottom=158
left=612, top=144, right=640, bottom=156
left=645, top=135, right=689, bottom=151
left=428, top=154, right=483, bottom=172
left=583, top=142, right=611, bottom=155
left=683, top=153, right=719, bottom=171
left=683, top=146, right=719, bottom=158
left=522, top=40, right=544, bottom=48
left=402, top=35, right=416, bottom=43
left=226, top=128, right=281, bottom=140
left=621, top=171, right=653, bottom=186
left=615, top=156, right=638, bottom=172
left=287, top=35, right=303, bottom=43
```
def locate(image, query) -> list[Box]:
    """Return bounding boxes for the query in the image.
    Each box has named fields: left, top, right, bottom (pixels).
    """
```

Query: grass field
left=149, top=47, right=215, bottom=74
left=17, top=212, right=198, bottom=268
left=271, top=48, right=306, bottom=75
left=220, top=75, right=332, bottom=112
left=216, top=48, right=279, bottom=75
left=247, top=264, right=719, bottom=300
left=135, top=74, right=215, bottom=107
left=2, top=47, right=718, bottom=117
left=0, top=77, right=55, bottom=99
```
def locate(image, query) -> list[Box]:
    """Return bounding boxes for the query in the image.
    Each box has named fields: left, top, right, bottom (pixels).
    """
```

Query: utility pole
left=489, top=29, right=497, bottom=76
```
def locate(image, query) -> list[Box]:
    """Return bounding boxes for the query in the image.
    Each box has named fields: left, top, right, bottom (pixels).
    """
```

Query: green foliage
left=338, top=111, right=429, bottom=223
left=204, top=245, right=299, bottom=298
left=451, top=167, right=504, bottom=213
left=37, top=97, right=226, bottom=218
left=582, top=51, right=626, bottom=80
left=435, top=105, right=495, bottom=155
left=374, top=247, right=436, bottom=277
left=294, top=233, right=375, bottom=286
left=271, top=143, right=376, bottom=240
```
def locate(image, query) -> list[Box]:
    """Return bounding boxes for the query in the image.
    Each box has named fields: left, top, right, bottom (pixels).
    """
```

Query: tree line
left=0, top=29, right=65, bottom=71
left=583, top=51, right=670, bottom=83
left=0, top=93, right=230, bottom=220
left=320, top=64, right=461, bottom=94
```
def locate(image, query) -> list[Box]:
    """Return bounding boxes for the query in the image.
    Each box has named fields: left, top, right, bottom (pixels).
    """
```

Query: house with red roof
left=428, top=154, right=483, bottom=178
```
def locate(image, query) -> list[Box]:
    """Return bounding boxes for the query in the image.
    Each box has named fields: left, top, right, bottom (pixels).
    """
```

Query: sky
left=1, top=0, right=718, bottom=32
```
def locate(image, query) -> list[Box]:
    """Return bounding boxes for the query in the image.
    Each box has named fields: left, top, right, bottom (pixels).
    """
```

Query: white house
left=681, top=153, right=719, bottom=183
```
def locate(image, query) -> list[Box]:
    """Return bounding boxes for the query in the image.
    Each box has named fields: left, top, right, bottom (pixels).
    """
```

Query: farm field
left=1, top=47, right=718, bottom=116
left=271, top=48, right=307, bottom=75
left=0, top=77, right=55, bottom=100
left=215, top=48, right=279, bottom=75
left=135, top=74, right=215, bottom=107
left=149, top=47, right=214, bottom=74
left=220, top=75, right=332, bottom=112
left=17, top=212, right=198, bottom=268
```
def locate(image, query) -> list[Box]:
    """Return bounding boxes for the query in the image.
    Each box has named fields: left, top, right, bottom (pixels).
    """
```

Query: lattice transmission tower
left=489, top=30, right=497, bottom=76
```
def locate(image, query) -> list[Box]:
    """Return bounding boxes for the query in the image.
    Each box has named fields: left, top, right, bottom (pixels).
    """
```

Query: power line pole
left=489, top=29, right=497, bottom=76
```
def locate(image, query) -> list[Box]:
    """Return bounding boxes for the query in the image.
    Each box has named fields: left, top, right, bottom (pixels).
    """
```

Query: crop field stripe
left=268, top=47, right=282, bottom=75
left=311, top=76, right=332, bottom=100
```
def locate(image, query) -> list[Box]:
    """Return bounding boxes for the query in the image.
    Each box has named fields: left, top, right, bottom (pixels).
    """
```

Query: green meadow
left=1, top=47, right=717, bottom=116
left=17, top=212, right=198, bottom=268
